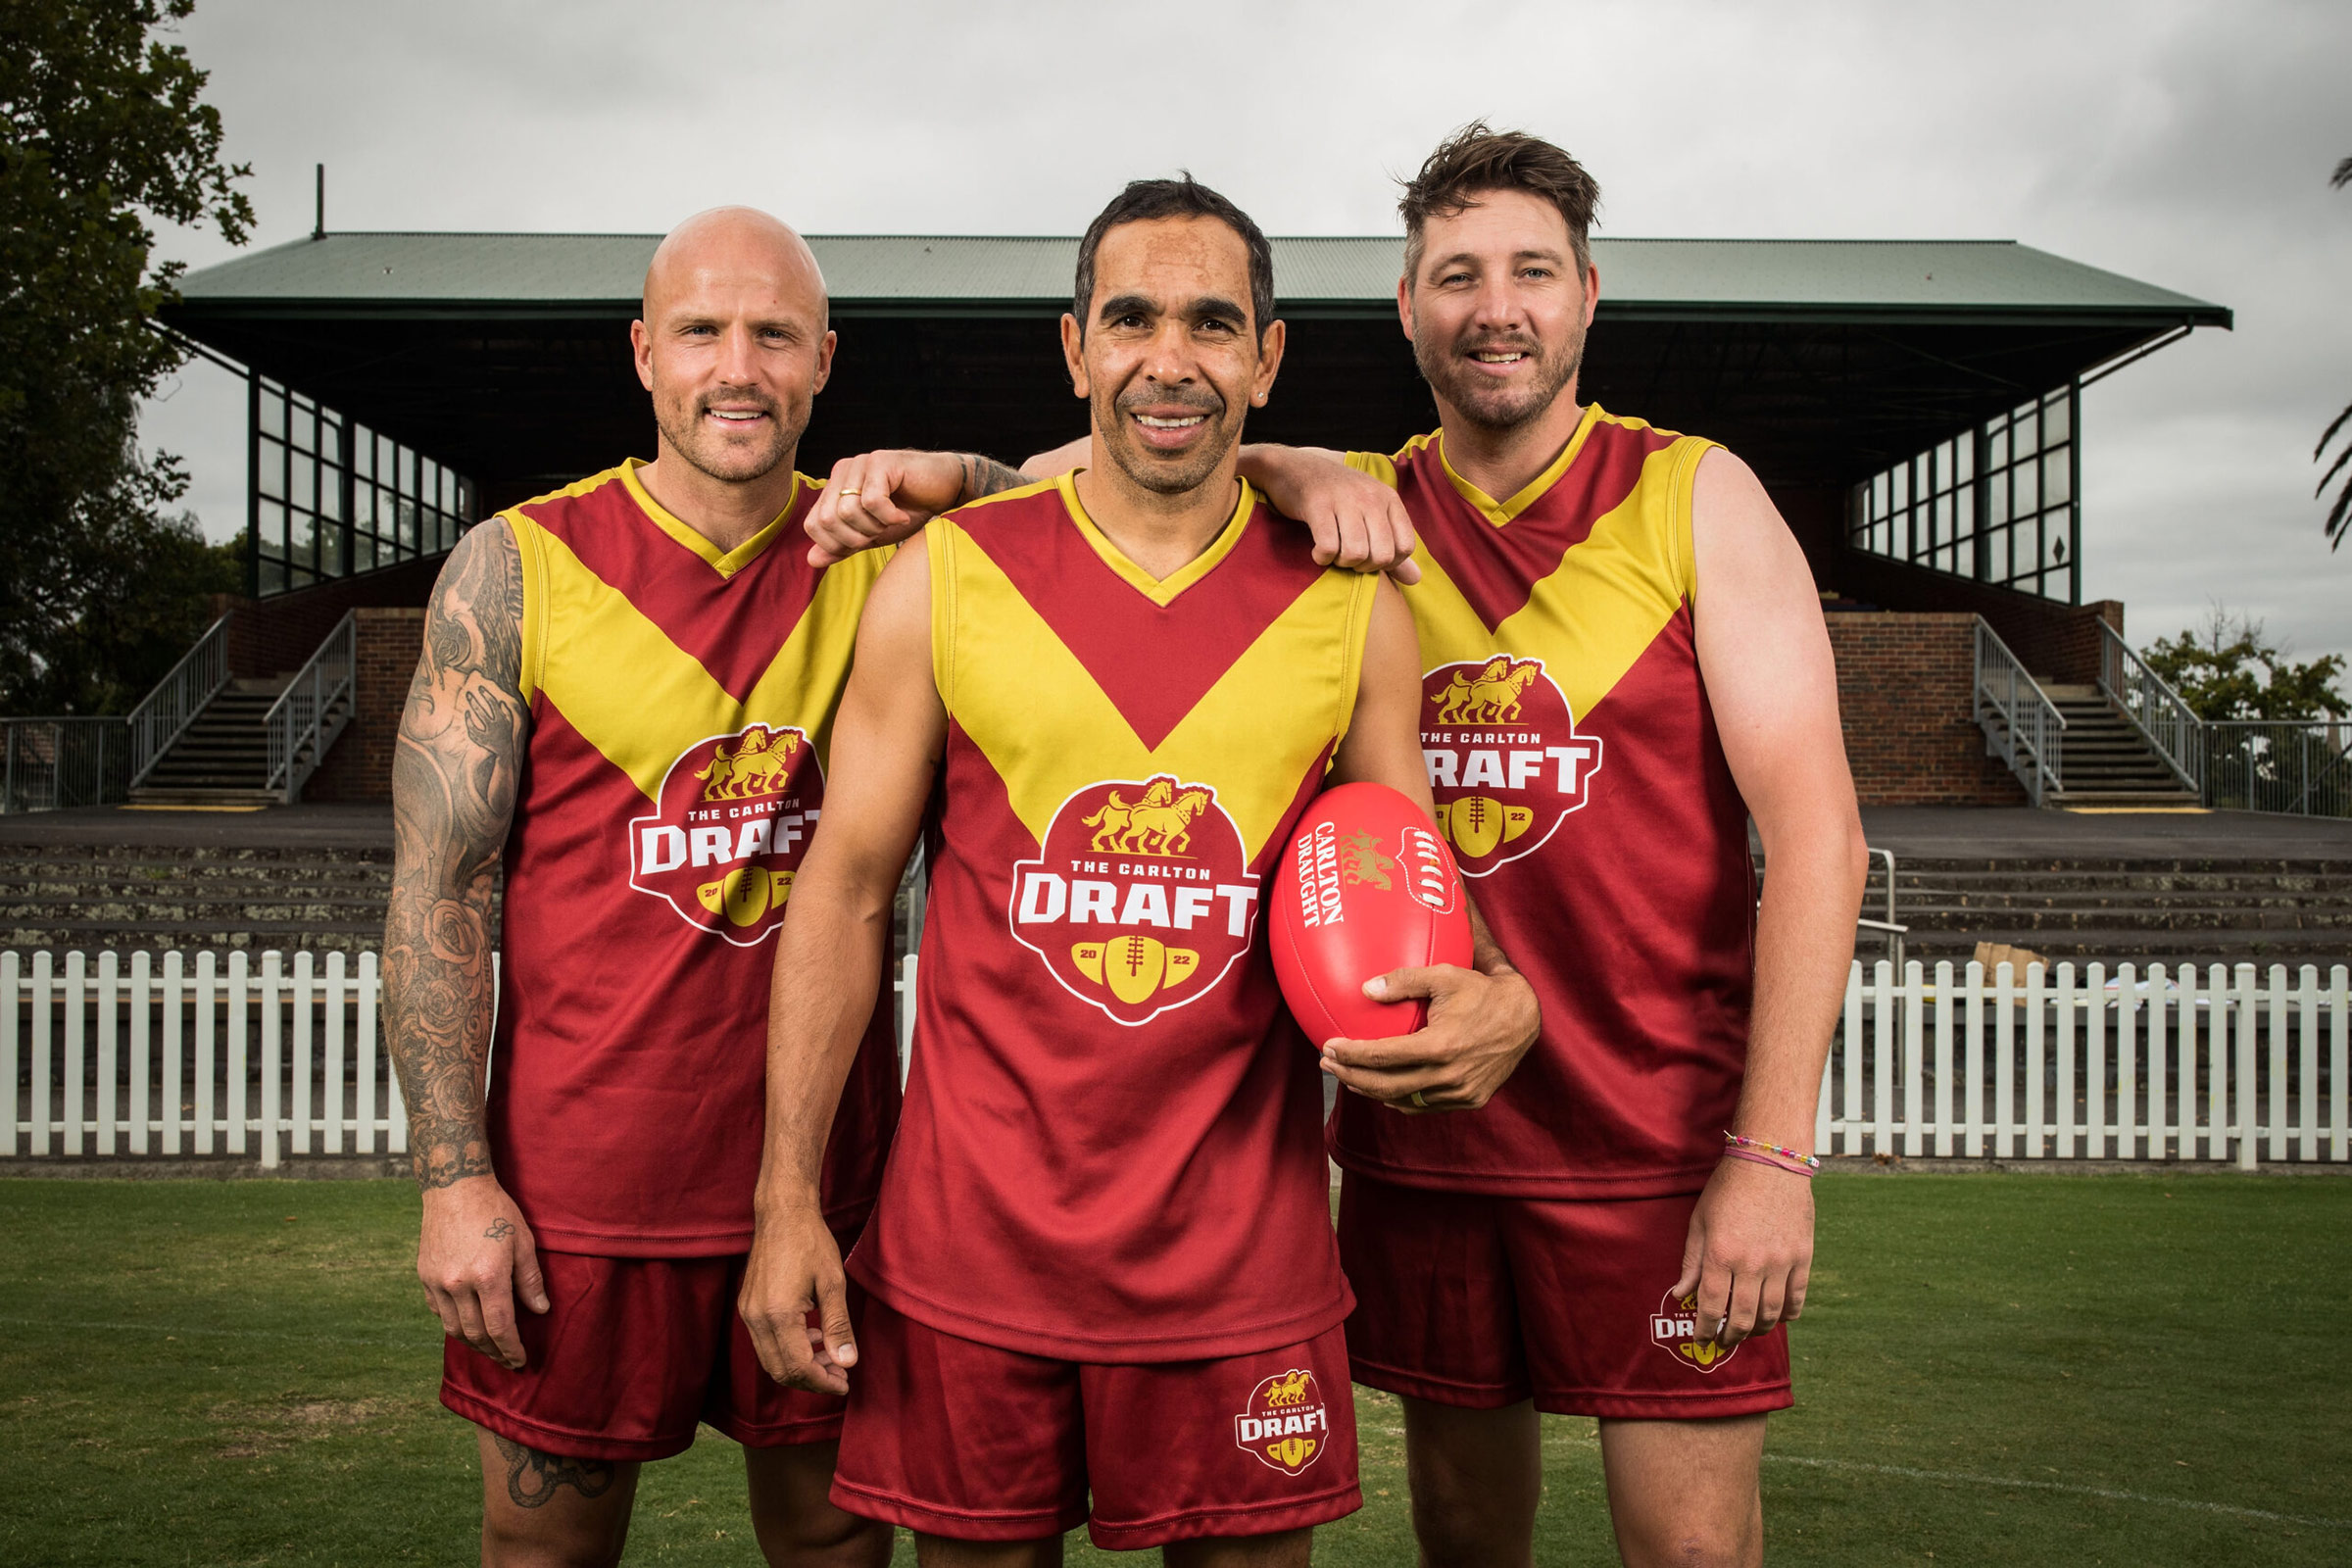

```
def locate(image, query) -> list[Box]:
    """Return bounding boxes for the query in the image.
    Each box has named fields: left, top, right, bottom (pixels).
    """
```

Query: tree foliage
left=0, top=0, right=253, bottom=713
left=2143, top=609, right=2348, bottom=723
left=2321, top=157, right=2352, bottom=551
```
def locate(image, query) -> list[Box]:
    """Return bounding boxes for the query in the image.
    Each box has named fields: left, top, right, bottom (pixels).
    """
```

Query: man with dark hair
left=738, top=176, right=1538, bottom=1566
left=387, top=205, right=1033, bottom=1568
left=1234, top=122, right=1868, bottom=1568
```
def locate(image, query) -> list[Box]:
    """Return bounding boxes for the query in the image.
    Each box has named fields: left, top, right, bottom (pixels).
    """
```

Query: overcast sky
left=136, top=0, right=2351, bottom=662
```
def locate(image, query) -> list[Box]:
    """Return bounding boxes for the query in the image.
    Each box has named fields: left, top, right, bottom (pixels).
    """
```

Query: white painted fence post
left=2088, top=958, right=2107, bottom=1165
left=897, top=953, right=918, bottom=1091
left=2025, top=962, right=2046, bottom=1159
left=260, top=952, right=283, bottom=1170
left=96, top=951, right=120, bottom=1156
left=1994, top=962, right=2016, bottom=1159
left=129, top=952, right=151, bottom=1155
left=2299, top=965, right=2321, bottom=1162
left=162, top=951, right=184, bottom=1156
left=63, top=952, right=85, bottom=1156
left=356, top=952, right=379, bottom=1155
left=1902, top=960, right=1925, bottom=1156
left=2332, top=965, right=2349, bottom=1163
left=2215, top=963, right=2239, bottom=1166
left=1871, top=960, right=1895, bottom=1156
left=2109, top=963, right=2131, bottom=1159
left=1840, top=962, right=1863, bottom=1156
left=2, top=952, right=19, bottom=1157
left=2268, top=964, right=2289, bottom=1163
left=2146, top=964, right=2170, bottom=1159
left=2233, top=963, right=2258, bottom=1170
left=1814, top=1045, right=1833, bottom=1159
left=1932, top=960, right=1955, bottom=1156
left=28, top=952, right=52, bottom=1155
left=323, top=952, right=347, bottom=1154
left=2056, top=963, right=2077, bottom=1159
left=1964, top=960, right=1985, bottom=1157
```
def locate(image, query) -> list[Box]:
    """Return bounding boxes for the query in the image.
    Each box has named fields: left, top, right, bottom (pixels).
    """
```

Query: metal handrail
left=2097, top=620, right=2203, bottom=794
left=1858, top=846, right=1906, bottom=968
left=2, top=717, right=131, bottom=813
left=266, top=612, right=357, bottom=804
left=1972, top=619, right=2067, bottom=807
left=126, top=613, right=231, bottom=788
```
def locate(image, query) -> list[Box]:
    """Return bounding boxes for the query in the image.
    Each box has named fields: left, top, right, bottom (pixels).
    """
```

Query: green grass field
left=1, top=1173, right=2345, bottom=1566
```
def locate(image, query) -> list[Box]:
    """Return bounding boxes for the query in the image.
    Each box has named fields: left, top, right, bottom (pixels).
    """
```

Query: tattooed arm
left=385, top=518, right=548, bottom=1371
left=802, top=449, right=1034, bottom=564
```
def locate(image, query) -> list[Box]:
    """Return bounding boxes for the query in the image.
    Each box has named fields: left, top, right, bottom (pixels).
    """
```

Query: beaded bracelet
left=1723, top=1131, right=1821, bottom=1174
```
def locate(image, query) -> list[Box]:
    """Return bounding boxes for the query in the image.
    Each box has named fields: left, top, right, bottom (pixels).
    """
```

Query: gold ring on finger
left=1410, top=1090, right=1429, bottom=1108
left=838, top=488, right=860, bottom=497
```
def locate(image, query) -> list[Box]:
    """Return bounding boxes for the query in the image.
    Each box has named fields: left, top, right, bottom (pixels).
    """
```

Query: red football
left=1272, top=782, right=1474, bottom=1046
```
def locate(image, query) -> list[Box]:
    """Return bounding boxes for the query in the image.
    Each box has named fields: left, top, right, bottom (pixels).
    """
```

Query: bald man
left=385, top=207, right=1030, bottom=1568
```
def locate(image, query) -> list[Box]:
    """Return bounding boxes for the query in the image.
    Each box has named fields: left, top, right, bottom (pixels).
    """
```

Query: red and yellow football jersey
left=1329, top=407, right=1756, bottom=1199
left=846, top=473, right=1375, bottom=1361
left=490, top=461, right=902, bottom=1255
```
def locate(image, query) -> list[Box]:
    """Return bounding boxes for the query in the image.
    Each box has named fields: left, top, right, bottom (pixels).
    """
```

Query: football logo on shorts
left=1650, top=1288, right=1739, bottom=1373
left=1420, top=657, right=1602, bottom=876
left=1234, top=1368, right=1331, bottom=1476
left=628, top=723, right=820, bottom=946
left=1009, top=776, right=1261, bottom=1026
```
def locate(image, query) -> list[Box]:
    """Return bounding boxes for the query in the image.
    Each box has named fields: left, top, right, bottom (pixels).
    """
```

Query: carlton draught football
left=1271, top=782, right=1473, bottom=1043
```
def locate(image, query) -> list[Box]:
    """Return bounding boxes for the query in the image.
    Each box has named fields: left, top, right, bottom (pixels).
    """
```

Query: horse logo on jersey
left=628, top=723, right=821, bottom=946
left=1420, top=657, right=1602, bottom=875
left=1010, top=775, right=1262, bottom=1026
left=1649, top=1288, right=1740, bottom=1374
left=1234, top=1368, right=1332, bottom=1476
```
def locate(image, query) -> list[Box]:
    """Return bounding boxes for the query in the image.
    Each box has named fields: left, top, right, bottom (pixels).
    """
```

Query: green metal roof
left=174, top=231, right=2230, bottom=327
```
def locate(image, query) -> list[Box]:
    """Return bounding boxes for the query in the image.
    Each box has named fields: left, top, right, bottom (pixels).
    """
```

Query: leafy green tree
left=2143, top=609, right=2348, bottom=722
left=2321, top=157, right=2352, bottom=550
left=1, top=0, right=253, bottom=713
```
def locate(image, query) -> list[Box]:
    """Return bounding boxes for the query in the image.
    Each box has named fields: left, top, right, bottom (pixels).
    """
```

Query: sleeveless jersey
left=1329, top=407, right=1756, bottom=1198
left=846, top=474, right=1376, bottom=1361
left=489, top=461, right=902, bottom=1255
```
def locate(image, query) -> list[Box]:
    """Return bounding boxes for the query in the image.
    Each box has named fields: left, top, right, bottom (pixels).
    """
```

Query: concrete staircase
left=0, top=843, right=410, bottom=954
left=1854, top=854, right=2352, bottom=965
left=2038, top=684, right=2201, bottom=808
left=128, top=680, right=290, bottom=808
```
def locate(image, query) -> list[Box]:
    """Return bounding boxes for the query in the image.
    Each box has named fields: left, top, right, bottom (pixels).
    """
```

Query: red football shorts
left=1337, top=1173, right=1793, bottom=1420
left=440, top=1248, right=851, bottom=1462
left=831, top=1294, right=1361, bottom=1549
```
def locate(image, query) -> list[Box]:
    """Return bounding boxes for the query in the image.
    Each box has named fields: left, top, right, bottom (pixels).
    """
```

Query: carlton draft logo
left=1420, top=656, right=1602, bottom=875
left=1008, top=775, right=1261, bottom=1026
left=1649, top=1288, right=1739, bottom=1374
left=1234, top=1368, right=1331, bottom=1476
left=627, top=723, right=821, bottom=946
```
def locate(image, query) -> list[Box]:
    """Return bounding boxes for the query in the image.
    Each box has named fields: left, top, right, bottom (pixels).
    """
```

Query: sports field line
left=0, top=1314, right=422, bottom=1349
left=1764, top=1454, right=2351, bottom=1530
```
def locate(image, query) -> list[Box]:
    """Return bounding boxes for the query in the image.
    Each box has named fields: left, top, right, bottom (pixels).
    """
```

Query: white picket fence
left=2, top=950, right=2345, bottom=1167
left=0, top=950, right=923, bottom=1166
left=1819, top=959, right=2352, bottom=1168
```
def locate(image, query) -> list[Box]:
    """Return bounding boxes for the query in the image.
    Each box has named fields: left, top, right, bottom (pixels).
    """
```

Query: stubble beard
left=1095, top=382, right=1241, bottom=498
left=654, top=385, right=805, bottom=486
left=1412, top=313, right=1585, bottom=434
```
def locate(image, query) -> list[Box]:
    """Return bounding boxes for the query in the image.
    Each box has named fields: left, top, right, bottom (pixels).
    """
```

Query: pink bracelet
left=1723, top=1131, right=1822, bottom=1173
left=1724, top=1148, right=1815, bottom=1178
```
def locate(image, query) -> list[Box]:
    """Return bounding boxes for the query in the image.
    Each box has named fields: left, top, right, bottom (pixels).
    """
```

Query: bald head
left=631, top=206, right=837, bottom=490
left=644, top=206, right=828, bottom=326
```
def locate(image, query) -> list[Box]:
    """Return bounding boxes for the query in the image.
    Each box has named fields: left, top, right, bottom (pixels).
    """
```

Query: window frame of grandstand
left=248, top=374, right=476, bottom=596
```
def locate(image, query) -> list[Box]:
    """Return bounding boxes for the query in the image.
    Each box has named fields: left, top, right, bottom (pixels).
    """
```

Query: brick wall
left=211, top=555, right=446, bottom=680
left=1828, top=612, right=2026, bottom=807
left=301, top=610, right=424, bottom=804
left=1832, top=550, right=2122, bottom=685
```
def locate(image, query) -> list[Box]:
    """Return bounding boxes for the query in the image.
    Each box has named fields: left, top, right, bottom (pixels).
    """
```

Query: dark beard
left=1096, top=383, right=1237, bottom=496
left=1412, top=323, right=1584, bottom=433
